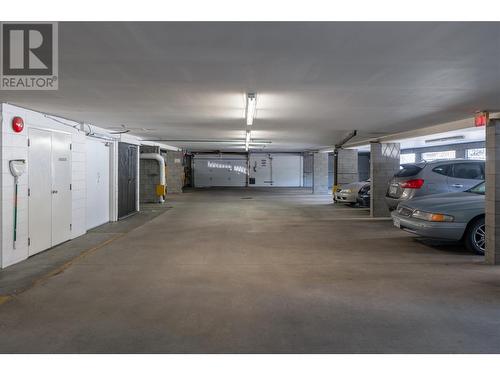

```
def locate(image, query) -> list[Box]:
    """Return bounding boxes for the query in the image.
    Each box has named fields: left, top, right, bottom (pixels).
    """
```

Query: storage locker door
left=86, top=139, right=110, bottom=229
left=51, top=132, right=72, bottom=246
left=118, top=143, right=138, bottom=219
left=118, top=143, right=130, bottom=218
left=28, top=128, right=53, bottom=256
left=128, top=145, right=138, bottom=215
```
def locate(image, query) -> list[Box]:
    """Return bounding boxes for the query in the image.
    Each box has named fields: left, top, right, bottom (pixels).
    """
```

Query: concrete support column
left=370, top=142, right=400, bottom=217
left=313, top=152, right=329, bottom=194
left=335, top=149, right=358, bottom=187
left=485, top=118, right=500, bottom=264
left=165, top=151, right=184, bottom=194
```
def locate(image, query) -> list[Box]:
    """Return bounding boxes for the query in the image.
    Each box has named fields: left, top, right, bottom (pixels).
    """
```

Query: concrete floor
left=0, top=204, right=170, bottom=296
left=1, top=188, right=500, bottom=353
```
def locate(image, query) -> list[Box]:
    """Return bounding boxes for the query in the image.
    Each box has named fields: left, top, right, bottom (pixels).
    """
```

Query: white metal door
left=249, top=154, right=303, bottom=187
left=249, top=155, right=272, bottom=186
left=28, top=129, right=53, bottom=256
left=51, top=132, right=72, bottom=246
left=271, top=155, right=302, bottom=187
left=86, top=139, right=110, bottom=229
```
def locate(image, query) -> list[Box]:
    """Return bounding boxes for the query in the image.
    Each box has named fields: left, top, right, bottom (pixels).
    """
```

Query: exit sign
left=475, top=111, right=489, bottom=127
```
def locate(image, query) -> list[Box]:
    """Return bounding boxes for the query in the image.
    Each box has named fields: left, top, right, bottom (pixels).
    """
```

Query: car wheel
left=464, top=217, right=485, bottom=255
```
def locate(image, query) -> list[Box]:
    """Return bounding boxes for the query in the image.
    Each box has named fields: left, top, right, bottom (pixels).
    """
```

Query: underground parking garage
left=1, top=18, right=500, bottom=362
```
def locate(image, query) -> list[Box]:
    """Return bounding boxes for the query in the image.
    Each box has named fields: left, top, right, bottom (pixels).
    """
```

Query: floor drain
left=241, top=197, right=253, bottom=200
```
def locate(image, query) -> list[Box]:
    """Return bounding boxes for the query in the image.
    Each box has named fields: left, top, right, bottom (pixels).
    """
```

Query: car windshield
left=468, top=182, right=485, bottom=195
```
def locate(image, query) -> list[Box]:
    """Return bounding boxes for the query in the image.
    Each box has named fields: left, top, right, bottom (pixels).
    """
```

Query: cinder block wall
left=140, top=159, right=161, bottom=203
left=370, top=142, right=400, bottom=217
left=140, top=146, right=162, bottom=203
left=313, top=153, right=329, bottom=194
left=337, top=149, right=359, bottom=185
left=166, top=151, right=184, bottom=194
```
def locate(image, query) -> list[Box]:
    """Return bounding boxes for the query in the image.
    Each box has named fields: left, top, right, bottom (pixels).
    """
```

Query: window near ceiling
left=422, top=150, right=456, bottom=161
left=400, top=153, right=416, bottom=164
left=466, top=148, right=486, bottom=160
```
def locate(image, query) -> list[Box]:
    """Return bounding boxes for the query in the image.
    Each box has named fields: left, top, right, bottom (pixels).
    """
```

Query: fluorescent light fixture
left=245, top=130, right=251, bottom=151
left=425, top=135, right=465, bottom=144
left=246, top=93, right=256, bottom=126
left=244, top=93, right=256, bottom=150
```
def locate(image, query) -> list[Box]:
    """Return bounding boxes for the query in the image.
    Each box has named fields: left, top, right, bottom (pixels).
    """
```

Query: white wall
left=0, top=103, right=84, bottom=267
left=0, top=104, right=179, bottom=268
left=249, top=153, right=303, bottom=187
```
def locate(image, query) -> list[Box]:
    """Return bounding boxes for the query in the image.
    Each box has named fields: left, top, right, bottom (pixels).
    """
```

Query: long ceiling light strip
left=245, top=93, right=256, bottom=151
left=246, top=93, right=256, bottom=126
left=143, top=139, right=271, bottom=144
left=245, top=130, right=251, bottom=151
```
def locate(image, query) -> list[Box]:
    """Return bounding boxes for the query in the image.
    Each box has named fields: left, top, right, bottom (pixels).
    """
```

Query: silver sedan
left=391, top=182, right=485, bottom=254
left=334, top=180, right=369, bottom=205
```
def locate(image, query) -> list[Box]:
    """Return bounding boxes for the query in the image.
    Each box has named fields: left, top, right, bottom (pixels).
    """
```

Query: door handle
left=451, top=184, right=463, bottom=188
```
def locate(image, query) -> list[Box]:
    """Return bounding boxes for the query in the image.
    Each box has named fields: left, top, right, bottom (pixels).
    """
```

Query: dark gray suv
left=385, top=159, right=485, bottom=211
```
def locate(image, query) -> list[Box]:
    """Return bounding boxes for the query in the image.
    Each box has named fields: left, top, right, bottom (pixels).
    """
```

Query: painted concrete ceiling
left=1, top=22, right=499, bottom=151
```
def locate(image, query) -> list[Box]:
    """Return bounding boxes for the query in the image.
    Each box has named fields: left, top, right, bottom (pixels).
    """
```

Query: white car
left=334, top=180, right=370, bottom=205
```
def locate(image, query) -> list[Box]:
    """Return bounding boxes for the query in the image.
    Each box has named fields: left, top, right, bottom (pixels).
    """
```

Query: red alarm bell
left=12, top=117, right=24, bottom=133
left=474, top=112, right=489, bottom=127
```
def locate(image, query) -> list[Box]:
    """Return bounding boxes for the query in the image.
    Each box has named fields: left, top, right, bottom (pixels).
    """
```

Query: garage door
left=86, top=138, right=110, bottom=229
left=193, top=158, right=247, bottom=187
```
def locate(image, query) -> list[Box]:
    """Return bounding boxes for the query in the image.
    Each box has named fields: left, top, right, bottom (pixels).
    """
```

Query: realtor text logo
left=1, top=22, right=58, bottom=90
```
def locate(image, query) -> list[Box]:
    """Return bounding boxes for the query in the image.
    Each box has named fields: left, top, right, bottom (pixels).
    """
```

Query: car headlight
left=411, top=210, right=454, bottom=222
left=342, top=189, right=351, bottom=193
